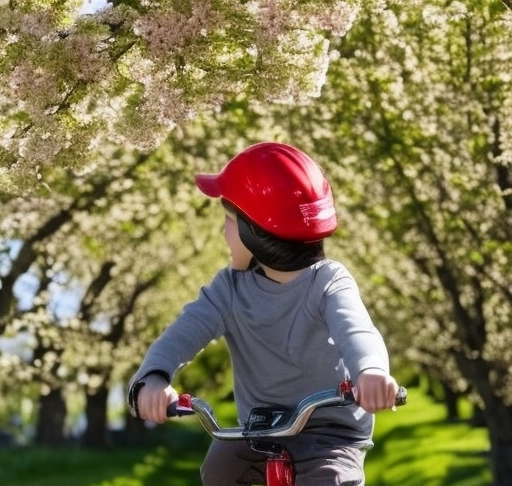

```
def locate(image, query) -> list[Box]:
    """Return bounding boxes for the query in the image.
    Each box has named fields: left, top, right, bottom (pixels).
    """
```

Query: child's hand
left=354, top=369, right=399, bottom=413
left=137, top=373, right=179, bottom=423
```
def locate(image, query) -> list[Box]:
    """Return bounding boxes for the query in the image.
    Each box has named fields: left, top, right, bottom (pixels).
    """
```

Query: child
left=128, top=142, right=399, bottom=486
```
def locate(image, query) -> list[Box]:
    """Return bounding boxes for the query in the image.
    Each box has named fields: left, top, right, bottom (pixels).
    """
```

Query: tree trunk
left=479, top=391, right=512, bottom=486
left=441, top=382, right=459, bottom=421
left=83, top=385, right=110, bottom=448
left=123, top=412, right=150, bottom=447
left=35, top=389, right=67, bottom=446
left=471, top=405, right=487, bottom=427
left=486, top=418, right=512, bottom=486
left=456, top=353, right=512, bottom=486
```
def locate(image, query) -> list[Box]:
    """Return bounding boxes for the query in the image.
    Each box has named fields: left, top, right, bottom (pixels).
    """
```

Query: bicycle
left=167, top=380, right=407, bottom=486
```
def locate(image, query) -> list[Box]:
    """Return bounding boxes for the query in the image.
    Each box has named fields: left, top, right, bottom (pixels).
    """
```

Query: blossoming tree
left=0, top=0, right=359, bottom=198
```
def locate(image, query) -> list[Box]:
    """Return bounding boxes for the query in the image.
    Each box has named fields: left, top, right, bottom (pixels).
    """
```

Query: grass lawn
left=365, top=387, right=492, bottom=486
left=0, top=388, right=492, bottom=486
left=0, top=422, right=210, bottom=486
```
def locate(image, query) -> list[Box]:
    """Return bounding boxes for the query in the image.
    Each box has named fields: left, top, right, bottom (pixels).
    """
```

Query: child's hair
left=237, top=214, right=325, bottom=271
left=222, top=198, right=324, bottom=271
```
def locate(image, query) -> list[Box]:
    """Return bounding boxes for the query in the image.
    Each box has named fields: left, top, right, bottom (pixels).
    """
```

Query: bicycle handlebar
left=167, top=380, right=407, bottom=441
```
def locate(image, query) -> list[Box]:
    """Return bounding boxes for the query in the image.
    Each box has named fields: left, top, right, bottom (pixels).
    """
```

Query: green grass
left=0, top=422, right=210, bottom=486
left=365, top=388, right=492, bottom=486
left=0, top=389, right=492, bottom=486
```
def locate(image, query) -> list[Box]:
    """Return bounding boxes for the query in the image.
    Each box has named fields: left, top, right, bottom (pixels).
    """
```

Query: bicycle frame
left=266, top=449, right=294, bottom=486
left=169, top=380, right=407, bottom=486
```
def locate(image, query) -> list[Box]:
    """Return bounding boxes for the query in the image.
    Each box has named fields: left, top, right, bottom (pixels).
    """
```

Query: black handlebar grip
left=395, top=386, right=407, bottom=407
left=166, top=401, right=178, bottom=417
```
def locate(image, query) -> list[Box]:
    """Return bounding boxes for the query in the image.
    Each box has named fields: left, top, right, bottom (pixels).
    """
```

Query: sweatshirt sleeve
left=129, top=268, right=231, bottom=386
left=321, top=265, right=390, bottom=380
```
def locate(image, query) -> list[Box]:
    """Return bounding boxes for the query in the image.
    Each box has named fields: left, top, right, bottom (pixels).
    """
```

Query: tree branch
left=0, top=152, right=151, bottom=330
left=107, top=272, right=163, bottom=344
left=79, top=261, right=116, bottom=323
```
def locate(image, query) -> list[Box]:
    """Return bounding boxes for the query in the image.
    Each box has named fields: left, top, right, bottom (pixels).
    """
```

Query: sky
left=80, top=0, right=109, bottom=15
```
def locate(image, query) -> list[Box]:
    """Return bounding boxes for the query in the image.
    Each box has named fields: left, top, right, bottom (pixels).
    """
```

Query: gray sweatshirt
left=129, top=259, right=390, bottom=447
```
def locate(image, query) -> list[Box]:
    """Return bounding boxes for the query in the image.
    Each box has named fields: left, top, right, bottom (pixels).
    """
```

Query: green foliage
left=173, top=338, right=233, bottom=401
left=0, top=0, right=360, bottom=197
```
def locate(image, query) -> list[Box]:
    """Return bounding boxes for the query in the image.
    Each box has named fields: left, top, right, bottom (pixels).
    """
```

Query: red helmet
left=195, top=142, right=337, bottom=241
